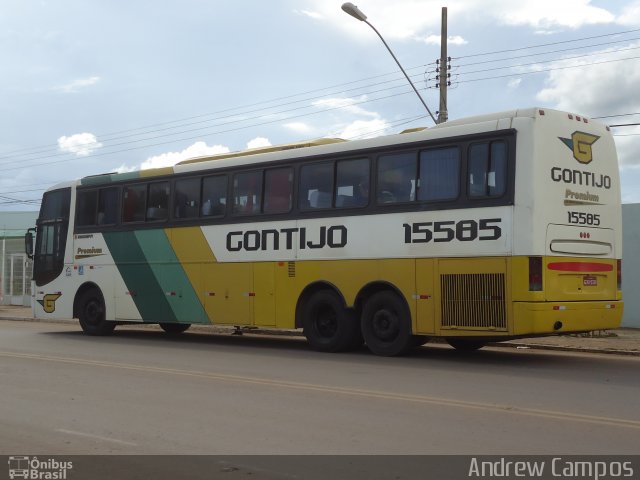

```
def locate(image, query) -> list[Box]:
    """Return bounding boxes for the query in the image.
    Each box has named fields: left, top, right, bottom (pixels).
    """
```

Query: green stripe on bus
left=134, top=229, right=207, bottom=324
left=103, top=230, right=177, bottom=323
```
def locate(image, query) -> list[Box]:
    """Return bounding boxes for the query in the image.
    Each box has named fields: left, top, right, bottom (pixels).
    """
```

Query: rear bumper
left=513, top=300, right=623, bottom=335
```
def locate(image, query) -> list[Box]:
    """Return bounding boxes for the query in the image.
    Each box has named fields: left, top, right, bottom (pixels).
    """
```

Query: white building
left=1, top=212, right=38, bottom=306
left=622, top=203, right=639, bottom=327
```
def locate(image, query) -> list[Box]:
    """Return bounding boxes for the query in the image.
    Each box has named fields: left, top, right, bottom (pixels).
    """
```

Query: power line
left=454, top=27, right=640, bottom=60
left=453, top=55, right=640, bottom=86
left=456, top=36, right=640, bottom=69
left=593, top=112, right=640, bottom=119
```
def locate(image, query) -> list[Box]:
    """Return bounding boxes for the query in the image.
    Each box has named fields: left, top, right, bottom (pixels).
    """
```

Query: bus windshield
left=33, top=188, right=71, bottom=286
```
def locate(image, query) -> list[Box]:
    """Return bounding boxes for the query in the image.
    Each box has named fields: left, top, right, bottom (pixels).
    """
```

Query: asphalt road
left=1, top=319, right=639, bottom=457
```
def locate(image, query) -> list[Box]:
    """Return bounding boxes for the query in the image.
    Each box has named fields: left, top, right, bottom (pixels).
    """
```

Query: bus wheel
left=159, top=323, right=191, bottom=334
left=303, top=290, right=359, bottom=352
left=447, top=338, right=486, bottom=351
left=361, top=291, right=413, bottom=356
left=78, top=288, right=115, bottom=336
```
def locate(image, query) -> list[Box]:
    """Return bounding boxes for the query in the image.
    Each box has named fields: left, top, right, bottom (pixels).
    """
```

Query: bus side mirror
left=25, top=228, right=35, bottom=260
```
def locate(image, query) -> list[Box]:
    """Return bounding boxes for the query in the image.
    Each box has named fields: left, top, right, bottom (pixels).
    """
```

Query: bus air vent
left=288, top=261, right=296, bottom=278
left=440, top=273, right=507, bottom=330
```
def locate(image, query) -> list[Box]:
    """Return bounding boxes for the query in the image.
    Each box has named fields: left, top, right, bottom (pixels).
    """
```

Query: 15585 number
left=567, top=211, right=600, bottom=226
left=403, top=218, right=502, bottom=244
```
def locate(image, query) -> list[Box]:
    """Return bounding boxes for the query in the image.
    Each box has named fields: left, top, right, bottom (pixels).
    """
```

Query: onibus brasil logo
left=559, top=131, right=600, bottom=165
left=8, top=456, right=72, bottom=479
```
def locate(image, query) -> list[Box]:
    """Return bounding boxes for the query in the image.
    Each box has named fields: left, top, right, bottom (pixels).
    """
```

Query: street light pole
left=341, top=2, right=438, bottom=125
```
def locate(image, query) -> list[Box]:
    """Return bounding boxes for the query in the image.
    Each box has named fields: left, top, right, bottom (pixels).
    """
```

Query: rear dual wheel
left=303, top=290, right=362, bottom=352
left=361, top=291, right=414, bottom=357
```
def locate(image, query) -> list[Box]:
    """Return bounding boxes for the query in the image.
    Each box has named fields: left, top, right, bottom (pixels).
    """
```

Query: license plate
left=583, top=275, right=597, bottom=286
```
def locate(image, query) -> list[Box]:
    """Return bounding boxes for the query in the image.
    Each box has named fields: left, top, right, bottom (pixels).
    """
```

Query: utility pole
left=438, top=6, right=448, bottom=124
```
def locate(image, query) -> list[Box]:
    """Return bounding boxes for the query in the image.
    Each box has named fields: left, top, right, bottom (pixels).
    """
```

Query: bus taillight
left=529, top=257, right=543, bottom=291
left=617, top=259, right=622, bottom=290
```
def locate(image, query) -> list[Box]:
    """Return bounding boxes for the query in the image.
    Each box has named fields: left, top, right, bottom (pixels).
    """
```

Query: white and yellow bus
left=26, top=107, right=623, bottom=355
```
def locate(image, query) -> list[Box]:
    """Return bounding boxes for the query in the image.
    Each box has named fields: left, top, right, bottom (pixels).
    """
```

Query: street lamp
left=341, top=2, right=438, bottom=125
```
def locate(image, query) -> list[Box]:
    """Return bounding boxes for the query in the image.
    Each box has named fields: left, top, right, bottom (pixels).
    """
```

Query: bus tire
left=447, top=338, right=486, bottom=351
left=361, top=291, right=413, bottom=356
left=77, top=288, right=115, bottom=336
left=303, top=290, right=360, bottom=352
left=159, top=323, right=191, bottom=334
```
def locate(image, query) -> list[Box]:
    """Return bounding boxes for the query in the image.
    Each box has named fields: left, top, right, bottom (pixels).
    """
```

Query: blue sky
left=1, top=0, right=639, bottom=210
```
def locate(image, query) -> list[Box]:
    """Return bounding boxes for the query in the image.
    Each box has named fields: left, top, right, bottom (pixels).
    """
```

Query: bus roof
left=69, top=106, right=606, bottom=189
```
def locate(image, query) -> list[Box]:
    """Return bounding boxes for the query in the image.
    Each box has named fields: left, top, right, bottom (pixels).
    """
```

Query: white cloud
left=139, top=141, right=230, bottom=170
left=308, top=0, right=618, bottom=42
left=617, top=1, right=640, bottom=26
left=313, top=96, right=378, bottom=117
left=508, top=78, right=522, bottom=89
left=535, top=43, right=640, bottom=167
left=423, top=35, right=467, bottom=46
left=294, top=9, right=324, bottom=20
left=496, top=0, right=615, bottom=29
left=115, top=164, right=137, bottom=174
left=614, top=127, right=640, bottom=169
left=57, top=133, right=102, bottom=156
left=284, top=122, right=313, bottom=134
left=536, top=43, right=640, bottom=113
left=338, top=118, right=391, bottom=139
left=247, top=137, right=272, bottom=149
left=54, top=76, right=101, bottom=93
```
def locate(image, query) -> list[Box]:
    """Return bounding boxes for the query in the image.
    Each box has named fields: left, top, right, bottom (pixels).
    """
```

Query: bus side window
left=76, top=190, right=98, bottom=227
left=233, top=171, right=262, bottom=215
left=97, top=187, right=119, bottom=225
left=299, top=162, right=333, bottom=210
left=122, top=185, right=147, bottom=223
left=335, top=158, right=369, bottom=208
left=468, top=141, right=507, bottom=198
left=418, top=147, right=460, bottom=201
left=146, top=182, right=169, bottom=221
left=174, top=178, right=200, bottom=219
left=202, top=175, right=227, bottom=217
left=264, top=167, right=293, bottom=214
left=376, top=152, right=416, bottom=204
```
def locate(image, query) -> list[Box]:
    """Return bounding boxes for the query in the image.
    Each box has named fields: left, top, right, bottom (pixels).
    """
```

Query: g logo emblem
left=38, top=293, right=62, bottom=313
left=559, top=131, right=600, bottom=165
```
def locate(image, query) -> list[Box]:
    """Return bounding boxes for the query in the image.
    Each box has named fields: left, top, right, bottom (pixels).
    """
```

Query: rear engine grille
left=441, top=273, right=507, bottom=329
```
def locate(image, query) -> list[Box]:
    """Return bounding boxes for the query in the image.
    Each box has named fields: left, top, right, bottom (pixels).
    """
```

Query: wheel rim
left=371, top=308, right=399, bottom=341
left=313, top=304, right=338, bottom=339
